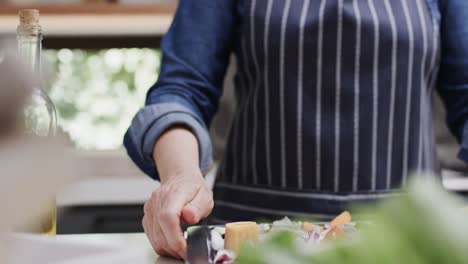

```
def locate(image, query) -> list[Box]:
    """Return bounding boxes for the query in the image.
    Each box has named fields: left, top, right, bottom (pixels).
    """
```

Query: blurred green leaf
left=237, top=176, right=468, bottom=264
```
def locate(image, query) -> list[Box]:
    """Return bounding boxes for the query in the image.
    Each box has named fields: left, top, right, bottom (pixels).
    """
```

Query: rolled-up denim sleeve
left=438, top=0, right=468, bottom=163
left=124, top=103, right=213, bottom=179
left=124, top=0, right=238, bottom=179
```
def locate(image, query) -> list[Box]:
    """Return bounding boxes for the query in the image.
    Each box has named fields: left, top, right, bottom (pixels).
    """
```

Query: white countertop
left=442, top=170, right=468, bottom=191
left=57, top=233, right=182, bottom=264
left=57, top=176, right=160, bottom=207
left=2, top=233, right=181, bottom=264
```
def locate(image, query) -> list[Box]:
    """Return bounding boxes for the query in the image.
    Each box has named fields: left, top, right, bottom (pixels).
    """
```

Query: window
left=44, top=48, right=161, bottom=150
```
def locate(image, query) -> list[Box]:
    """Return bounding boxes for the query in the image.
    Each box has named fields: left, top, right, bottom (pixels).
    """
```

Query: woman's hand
left=143, top=170, right=214, bottom=259
left=142, top=127, right=214, bottom=259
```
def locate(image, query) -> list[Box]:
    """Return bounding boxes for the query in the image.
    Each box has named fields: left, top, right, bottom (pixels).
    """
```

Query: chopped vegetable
left=224, top=221, right=258, bottom=254
left=302, top=222, right=318, bottom=232
left=324, top=226, right=346, bottom=240
left=329, top=211, right=352, bottom=227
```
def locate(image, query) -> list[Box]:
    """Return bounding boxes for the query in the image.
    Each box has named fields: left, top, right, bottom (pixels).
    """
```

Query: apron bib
left=212, top=0, right=440, bottom=222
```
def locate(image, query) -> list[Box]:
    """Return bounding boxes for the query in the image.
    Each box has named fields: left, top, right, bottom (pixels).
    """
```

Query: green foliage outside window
left=43, top=48, right=161, bottom=150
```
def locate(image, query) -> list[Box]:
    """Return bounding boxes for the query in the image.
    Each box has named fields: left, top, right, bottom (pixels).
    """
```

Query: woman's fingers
left=153, top=219, right=178, bottom=258
left=182, top=187, right=214, bottom=224
left=142, top=201, right=154, bottom=244
left=143, top=203, right=162, bottom=256
left=144, top=194, right=175, bottom=258
left=159, top=189, right=190, bottom=259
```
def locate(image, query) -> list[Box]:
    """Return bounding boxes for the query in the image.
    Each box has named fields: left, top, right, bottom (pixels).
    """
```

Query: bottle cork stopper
left=18, top=9, right=40, bottom=26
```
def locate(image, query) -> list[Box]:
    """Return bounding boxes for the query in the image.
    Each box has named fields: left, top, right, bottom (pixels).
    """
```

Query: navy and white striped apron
left=212, top=0, right=441, bottom=222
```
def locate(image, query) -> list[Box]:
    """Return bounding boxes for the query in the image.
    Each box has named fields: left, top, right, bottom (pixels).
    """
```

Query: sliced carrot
left=325, top=226, right=346, bottom=240
left=329, top=211, right=352, bottom=226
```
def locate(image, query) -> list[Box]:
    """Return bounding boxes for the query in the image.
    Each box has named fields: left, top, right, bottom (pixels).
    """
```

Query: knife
left=186, top=220, right=214, bottom=264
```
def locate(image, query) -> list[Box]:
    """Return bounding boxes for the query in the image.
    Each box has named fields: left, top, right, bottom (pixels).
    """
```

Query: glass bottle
left=17, top=9, right=57, bottom=235
left=17, top=9, right=57, bottom=137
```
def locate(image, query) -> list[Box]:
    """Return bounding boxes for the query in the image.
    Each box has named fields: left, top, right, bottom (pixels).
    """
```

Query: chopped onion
left=211, top=229, right=225, bottom=251
left=271, top=217, right=302, bottom=233
left=213, top=249, right=236, bottom=264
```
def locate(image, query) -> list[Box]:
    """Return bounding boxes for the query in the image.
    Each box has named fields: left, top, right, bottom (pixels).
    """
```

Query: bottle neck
left=17, top=26, right=42, bottom=76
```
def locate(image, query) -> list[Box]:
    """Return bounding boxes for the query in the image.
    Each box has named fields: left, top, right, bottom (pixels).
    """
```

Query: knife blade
left=186, top=221, right=213, bottom=264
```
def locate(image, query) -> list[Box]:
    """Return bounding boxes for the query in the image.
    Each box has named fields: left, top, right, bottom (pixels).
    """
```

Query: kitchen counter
left=56, top=233, right=182, bottom=264
left=3, top=232, right=183, bottom=264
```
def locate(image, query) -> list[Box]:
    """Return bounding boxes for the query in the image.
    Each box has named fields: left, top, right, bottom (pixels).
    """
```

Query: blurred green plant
left=237, top=176, right=468, bottom=264
left=43, top=48, right=161, bottom=150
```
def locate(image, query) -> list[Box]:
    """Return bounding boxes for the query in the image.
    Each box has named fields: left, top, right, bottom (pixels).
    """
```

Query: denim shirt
left=124, top=0, right=468, bottom=180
